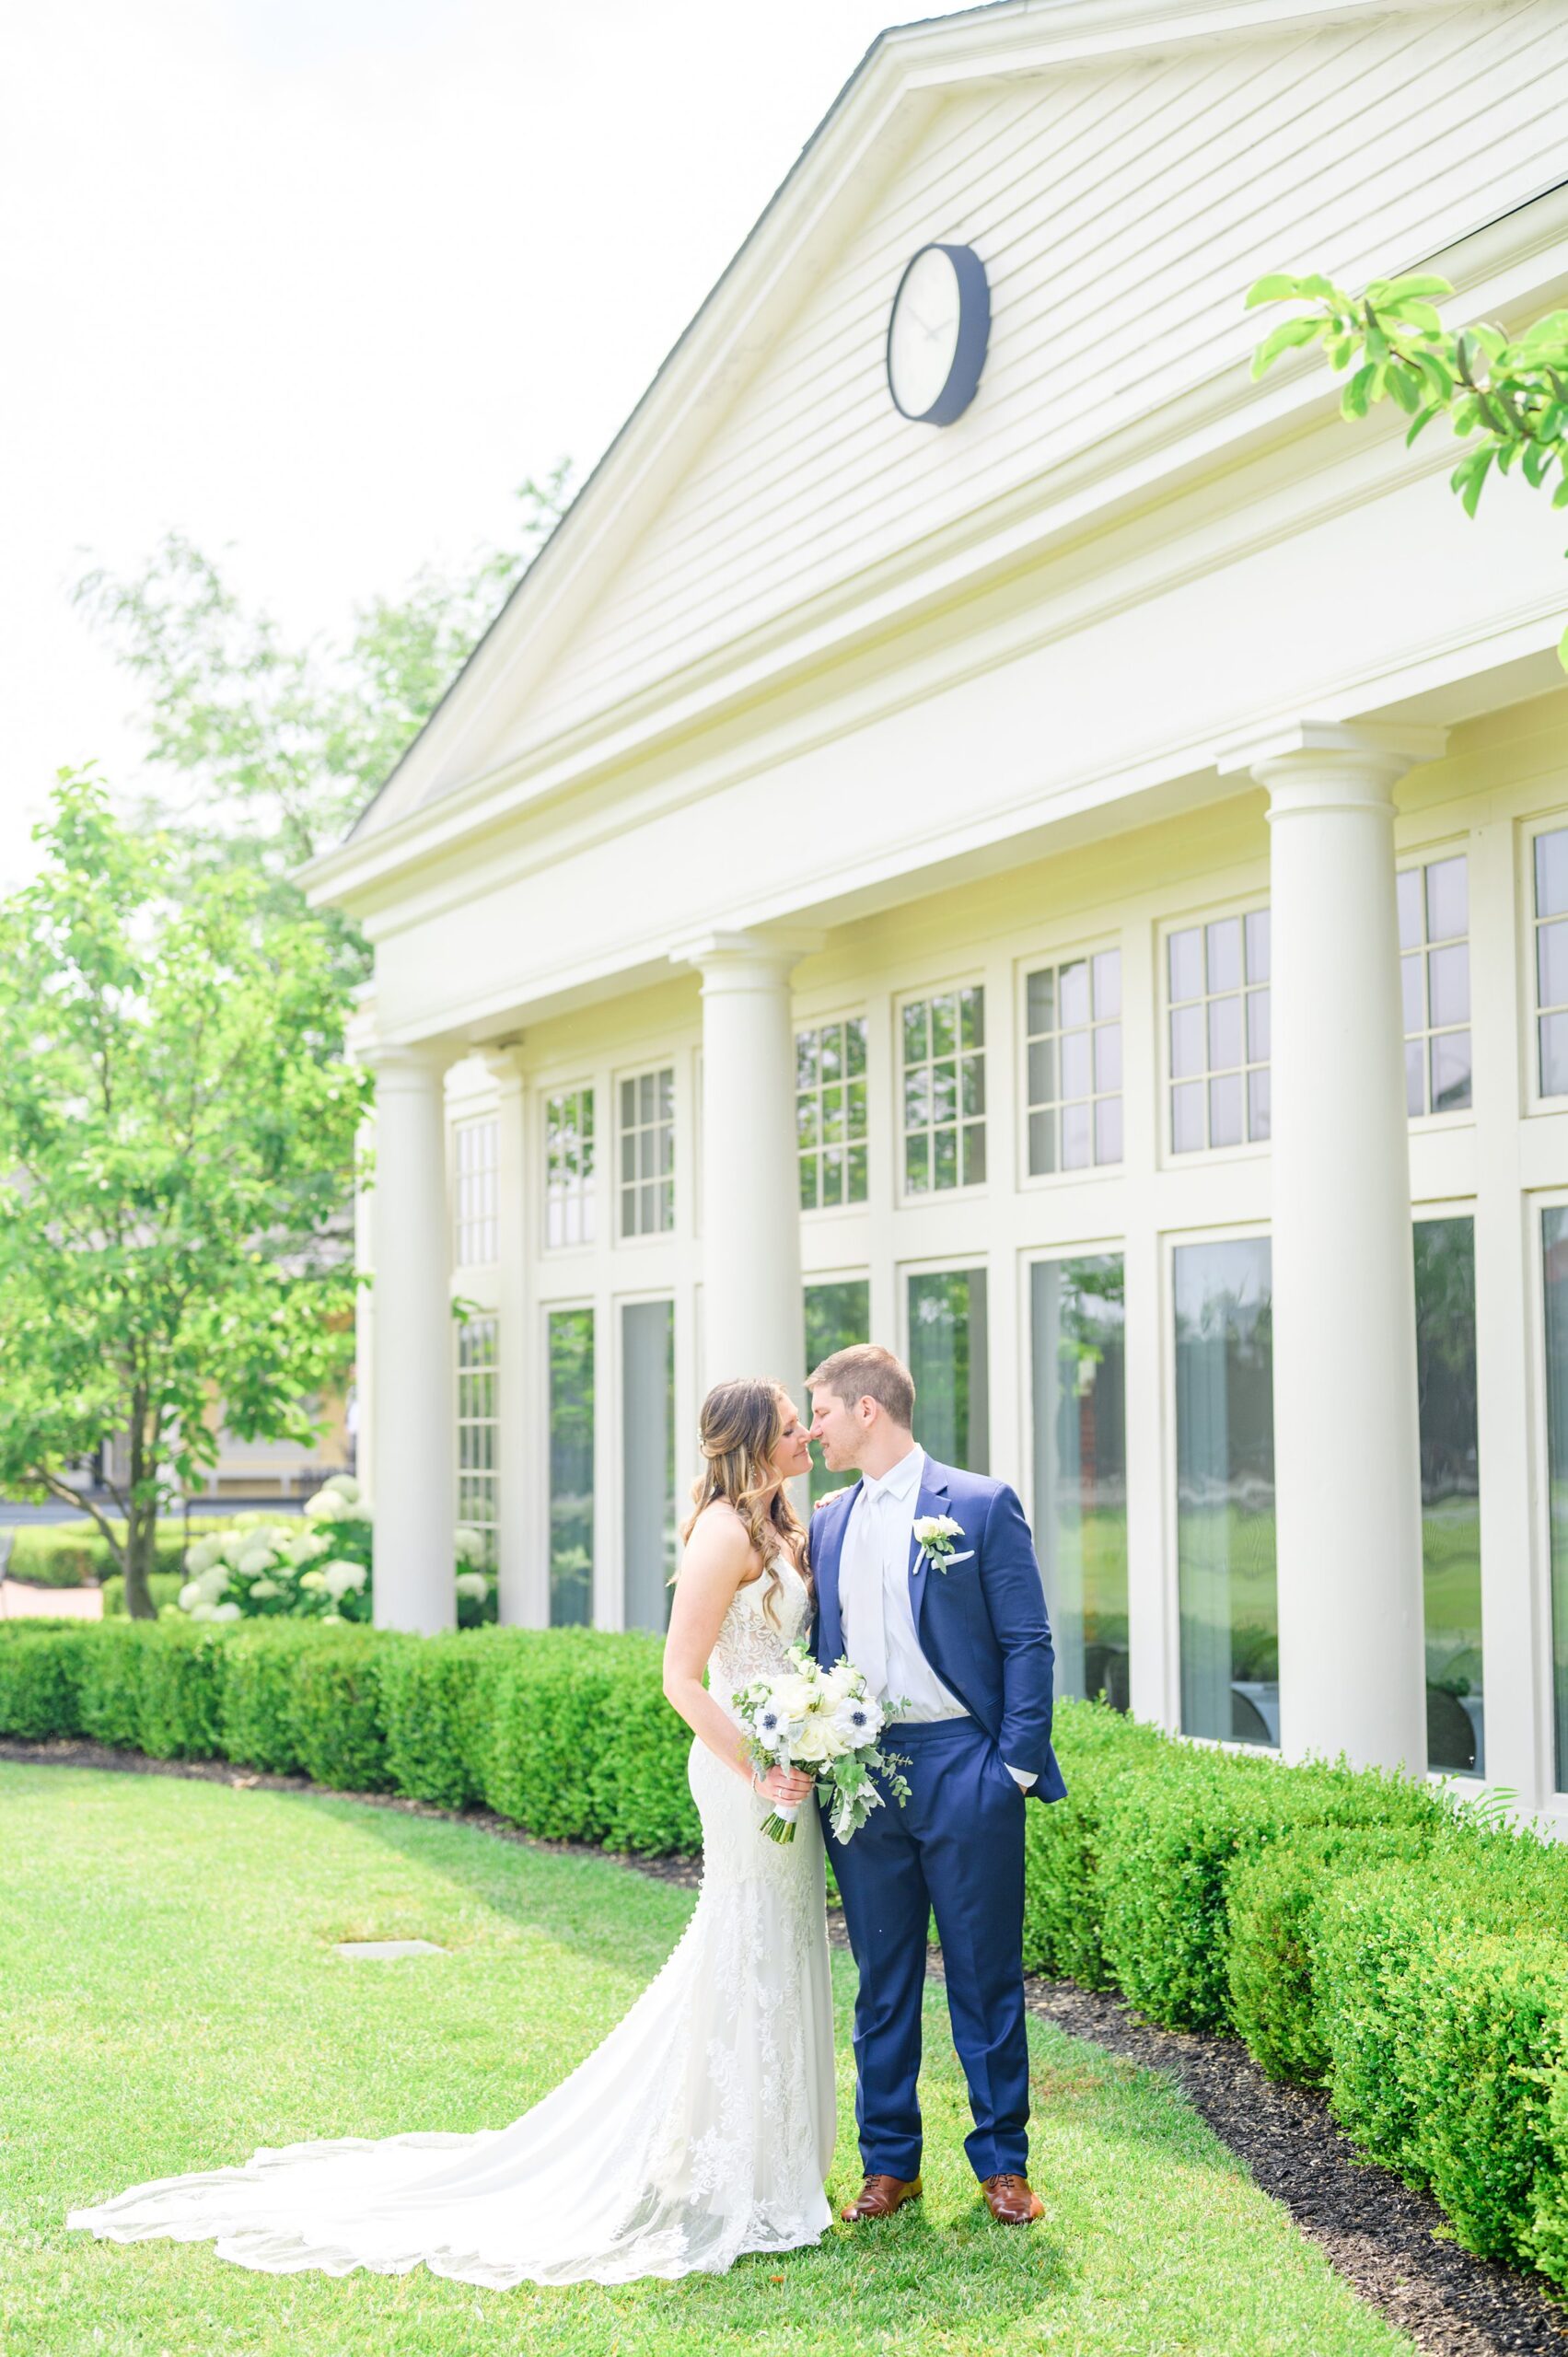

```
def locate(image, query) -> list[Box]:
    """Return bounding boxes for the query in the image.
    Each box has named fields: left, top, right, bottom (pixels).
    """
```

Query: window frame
left=1014, top=936, right=1126, bottom=1190
left=1523, top=813, right=1568, bottom=1115
left=451, top=1112, right=500, bottom=1269
left=540, top=1079, right=597, bottom=1254
left=1528, top=1185, right=1568, bottom=1795
left=795, top=1008, right=871, bottom=1220
left=614, top=1059, right=678, bottom=1244
left=1398, top=842, right=1475, bottom=1131
left=894, top=975, right=989, bottom=1206
left=1156, top=897, right=1272, bottom=1170
left=455, top=1311, right=500, bottom=1560
left=898, top=1251, right=993, bottom=1472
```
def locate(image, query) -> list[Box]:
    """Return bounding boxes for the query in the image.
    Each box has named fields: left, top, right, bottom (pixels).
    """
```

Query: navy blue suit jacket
left=807, top=1454, right=1067, bottom=1805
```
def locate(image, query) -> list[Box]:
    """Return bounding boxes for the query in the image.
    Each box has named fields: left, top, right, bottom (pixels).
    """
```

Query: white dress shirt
left=836, top=1446, right=1037, bottom=1788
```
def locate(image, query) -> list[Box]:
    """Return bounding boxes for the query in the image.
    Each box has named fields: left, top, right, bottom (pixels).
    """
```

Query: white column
left=1232, top=721, right=1445, bottom=1773
left=483, top=1043, right=544, bottom=1629
left=366, top=1041, right=455, bottom=1634
left=675, top=931, right=819, bottom=1412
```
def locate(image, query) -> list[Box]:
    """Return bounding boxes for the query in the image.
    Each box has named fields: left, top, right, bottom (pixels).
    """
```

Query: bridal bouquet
left=735, top=1643, right=911, bottom=1845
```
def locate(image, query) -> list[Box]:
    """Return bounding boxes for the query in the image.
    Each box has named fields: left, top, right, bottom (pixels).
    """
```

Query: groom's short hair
left=807, top=1344, right=915, bottom=1428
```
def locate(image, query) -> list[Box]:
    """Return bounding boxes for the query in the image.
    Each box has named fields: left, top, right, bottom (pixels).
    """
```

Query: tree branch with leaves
left=1248, top=272, right=1568, bottom=668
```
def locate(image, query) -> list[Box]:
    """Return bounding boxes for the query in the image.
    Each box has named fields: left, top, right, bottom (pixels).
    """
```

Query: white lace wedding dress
left=67, top=1557, right=836, bottom=2286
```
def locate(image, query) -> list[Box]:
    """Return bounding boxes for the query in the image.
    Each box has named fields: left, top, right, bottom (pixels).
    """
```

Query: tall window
left=547, top=1307, right=594, bottom=1625
left=544, top=1086, right=595, bottom=1248
left=620, top=1066, right=674, bottom=1237
left=453, top=1116, right=498, bottom=1265
left=1175, top=1237, right=1277, bottom=1747
left=1167, top=911, right=1271, bottom=1154
left=901, top=986, right=985, bottom=1193
left=804, top=1278, right=870, bottom=1504
left=622, top=1300, right=675, bottom=1631
left=908, top=1268, right=989, bottom=1471
left=1031, top=1256, right=1127, bottom=1706
left=1542, top=1208, right=1568, bottom=1784
left=1535, top=826, right=1568, bottom=1098
left=796, top=1018, right=868, bottom=1211
left=1024, top=951, right=1122, bottom=1174
left=1414, top=1218, right=1482, bottom=1776
left=1400, top=856, right=1470, bottom=1117
left=456, top=1316, right=498, bottom=1562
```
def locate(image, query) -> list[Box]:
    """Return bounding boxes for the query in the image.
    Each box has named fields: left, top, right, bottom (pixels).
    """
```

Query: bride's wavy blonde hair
left=677, top=1376, right=807, bottom=1628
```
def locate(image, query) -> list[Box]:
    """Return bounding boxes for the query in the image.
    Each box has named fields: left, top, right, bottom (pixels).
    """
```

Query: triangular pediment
left=348, top=0, right=1567, bottom=845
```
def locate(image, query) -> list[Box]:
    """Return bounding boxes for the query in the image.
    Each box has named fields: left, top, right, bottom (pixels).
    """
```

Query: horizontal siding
left=474, top=4, right=1568, bottom=772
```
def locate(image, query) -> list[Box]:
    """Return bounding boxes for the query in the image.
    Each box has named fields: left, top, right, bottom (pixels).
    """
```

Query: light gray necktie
left=854, top=1486, right=893, bottom=1703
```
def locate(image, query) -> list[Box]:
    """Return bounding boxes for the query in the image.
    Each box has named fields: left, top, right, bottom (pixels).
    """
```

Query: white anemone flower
left=454, top=1570, right=488, bottom=1602
left=832, top=1694, right=885, bottom=1747
left=322, top=1559, right=367, bottom=1599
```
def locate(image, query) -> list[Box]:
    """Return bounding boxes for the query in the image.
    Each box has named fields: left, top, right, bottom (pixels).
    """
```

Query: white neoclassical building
left=308, top=0, right=1568, bottom=1817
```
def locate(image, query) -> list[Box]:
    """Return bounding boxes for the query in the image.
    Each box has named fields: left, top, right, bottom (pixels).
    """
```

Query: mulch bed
left=6, top=1736, right=1567, bottom=2355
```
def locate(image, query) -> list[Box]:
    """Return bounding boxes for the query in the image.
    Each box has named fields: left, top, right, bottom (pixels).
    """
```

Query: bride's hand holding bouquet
left=736, top=1644, right=912, bottom=1843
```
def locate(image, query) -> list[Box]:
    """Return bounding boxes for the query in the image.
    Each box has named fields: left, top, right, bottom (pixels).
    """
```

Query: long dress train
left=66, top=1559, right=835, bottom=2286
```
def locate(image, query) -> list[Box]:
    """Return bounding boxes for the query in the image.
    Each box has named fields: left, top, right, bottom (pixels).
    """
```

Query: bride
left=67, top=1377, right=837, bottom=2286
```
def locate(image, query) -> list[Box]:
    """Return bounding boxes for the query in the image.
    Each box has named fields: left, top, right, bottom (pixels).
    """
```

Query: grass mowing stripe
left=1, top=1764, right=1414, bottom=2357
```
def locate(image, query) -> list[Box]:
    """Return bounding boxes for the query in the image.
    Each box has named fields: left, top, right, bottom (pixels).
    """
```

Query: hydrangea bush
left=173, top=1475, right=495, bottom=1629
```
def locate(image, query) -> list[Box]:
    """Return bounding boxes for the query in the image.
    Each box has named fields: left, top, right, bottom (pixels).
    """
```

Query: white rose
left=792, top=1717, right=834, bottom=1764
left=820, top=1663, right=856, bottom=1704
left=323, top=1559, right=367, bottom=1599
left=455, top=1570, right=488, bottom=1602
left=769, top=1675, right=815, bottom=1722
left=321, top=1474, right=361, bottom=1504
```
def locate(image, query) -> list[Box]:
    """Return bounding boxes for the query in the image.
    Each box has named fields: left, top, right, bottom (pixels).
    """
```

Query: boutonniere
left=912, top=1514, right=972, bottom=1573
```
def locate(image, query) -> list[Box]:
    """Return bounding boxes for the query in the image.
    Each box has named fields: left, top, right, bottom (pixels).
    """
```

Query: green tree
left=0, top=771, right=371, bottom=1615
left=1248, top=273, right=1568, bottom=668
left=74, top=463, right=575, bottom=875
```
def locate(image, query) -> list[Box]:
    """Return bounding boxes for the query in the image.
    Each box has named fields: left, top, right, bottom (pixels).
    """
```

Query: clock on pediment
left=886, top=242, right=990, bottom=425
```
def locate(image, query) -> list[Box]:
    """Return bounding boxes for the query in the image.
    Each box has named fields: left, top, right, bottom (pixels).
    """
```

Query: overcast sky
left=2, top=0, right=925, bottom=888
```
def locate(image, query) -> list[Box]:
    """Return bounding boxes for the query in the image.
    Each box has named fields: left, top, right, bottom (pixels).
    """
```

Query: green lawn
left=0, top=1765, right=1414, bottom=2357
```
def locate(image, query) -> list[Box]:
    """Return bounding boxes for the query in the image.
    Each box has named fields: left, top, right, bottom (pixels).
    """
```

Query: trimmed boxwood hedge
left=6, top=1616, right=1568, bottom=2288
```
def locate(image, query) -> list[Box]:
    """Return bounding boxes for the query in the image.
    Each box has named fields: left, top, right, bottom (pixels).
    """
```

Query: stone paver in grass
left=0, top=1763, right=1419, bottom=2357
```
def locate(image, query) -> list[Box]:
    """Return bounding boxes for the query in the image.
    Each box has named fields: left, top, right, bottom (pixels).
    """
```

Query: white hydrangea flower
left=187, top=1601, right=216, bottom=1622
left=454, top=1525, right=486, bottom=1566
left=321, top=1474, right=361, bottom=1504
left=194, top=1565, right=230, bottom=1603
left=298, top=1569, right=329, bottom=1593
left=303, top=1489, right=347, bottom=1522
left=178, top=1580, right=204, bottom=1612
left=322, top=1559, right=367, bottom=1599
left=209, top=1601, right=242, bottom=1623
left=454, top=1570, right=488, bottom=1602
left=219, top=1533, right=250, bottom=1568
left=249, top=1577, right=280, bottom=1600
left=236, top=1542, right=276, bottom=1576
left=185, top=1536, right=225, bottom=1575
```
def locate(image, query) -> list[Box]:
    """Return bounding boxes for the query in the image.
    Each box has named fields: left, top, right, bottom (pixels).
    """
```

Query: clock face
left=886, top=242, right=990, bottom=425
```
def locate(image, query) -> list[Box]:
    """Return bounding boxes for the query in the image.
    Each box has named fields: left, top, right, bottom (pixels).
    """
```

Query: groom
left=806, top=1343, right=1064, bottom=2227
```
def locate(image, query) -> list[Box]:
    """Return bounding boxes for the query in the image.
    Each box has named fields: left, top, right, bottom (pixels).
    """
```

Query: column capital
left=670, top=925, right=825, bottom=986
left=355, top=1037, right=451, bottom=1086
left=1217, top=718, right=1447, bottom=809
left=477, top=1035, right=527, bottom=1090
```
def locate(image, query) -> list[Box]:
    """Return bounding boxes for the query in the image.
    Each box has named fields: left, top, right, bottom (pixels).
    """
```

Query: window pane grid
left=1535, top=827, right=1568, bottom=1098
left=796, top=1016, right=868, bottom=1212
left=544, top=1086, right=595, bottom=1249
left=619, top=1065, right=675, bottom=1237
left=456, top=1315, right=498, bottom=1562
left=1400, top=854, right=1471, bottom=1117
left=1167, top=909, right=1271, bottom=1155
left=901, top=986, right=985, bottom=1195
left=453, top=1116, right=499, bottom=1266
left=1024, top=949, right=1122, bottom=1175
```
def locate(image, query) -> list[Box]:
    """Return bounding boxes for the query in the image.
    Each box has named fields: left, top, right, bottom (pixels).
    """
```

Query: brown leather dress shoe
left=981, top=2171, right=1044, bottom=2223
left=840, top=2173, right=922, bottom=2222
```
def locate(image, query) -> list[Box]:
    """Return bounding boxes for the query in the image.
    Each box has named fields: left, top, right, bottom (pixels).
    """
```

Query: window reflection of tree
left=549, top=1307, right=594, bottom=1626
